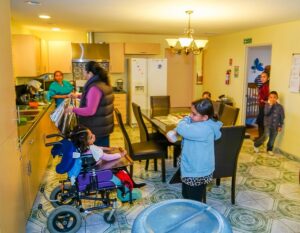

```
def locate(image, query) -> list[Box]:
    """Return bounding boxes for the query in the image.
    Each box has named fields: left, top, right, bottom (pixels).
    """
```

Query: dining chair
left=114, top=108, right=167, bottom=182
left=132, top=102, right=169, bottom=171
left=211, top=125, right=246, bottom=204
left=219, top=104, right=240, bottom=126
left=211, top=100, right=224, bottom=119
left=150, top=95, right=170, bottom=117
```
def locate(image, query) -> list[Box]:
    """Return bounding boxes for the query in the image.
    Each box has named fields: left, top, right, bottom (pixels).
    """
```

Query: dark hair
left=202, top=91, right=211, bottom=98
left=191, top=98, right=215, bottom=119
left=70, top=125, right=90, bottom=153
left=85, top=61, right=110, bottom=85
left=269, top=91, right=278, bottom=98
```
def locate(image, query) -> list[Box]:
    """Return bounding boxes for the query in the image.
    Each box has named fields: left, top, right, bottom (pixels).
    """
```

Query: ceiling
left=11, top=0, right=300, bottom=37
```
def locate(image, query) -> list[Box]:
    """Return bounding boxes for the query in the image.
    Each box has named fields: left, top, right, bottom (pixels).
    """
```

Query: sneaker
left=253, top=146, right=259, bottom=153
left=267, top=150, right=274, bottom=155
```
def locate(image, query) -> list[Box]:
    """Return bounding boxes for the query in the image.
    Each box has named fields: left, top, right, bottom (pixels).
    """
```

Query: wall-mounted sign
left=243, top=38, right=252, bottom=44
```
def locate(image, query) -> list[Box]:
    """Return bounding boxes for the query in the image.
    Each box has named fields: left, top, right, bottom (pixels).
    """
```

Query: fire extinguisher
left=225, top=69, right=231, bottom=85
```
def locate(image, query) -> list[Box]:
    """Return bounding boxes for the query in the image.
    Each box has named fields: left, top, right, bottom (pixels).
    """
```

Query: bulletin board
left=289, top=54, right=300, bottom=92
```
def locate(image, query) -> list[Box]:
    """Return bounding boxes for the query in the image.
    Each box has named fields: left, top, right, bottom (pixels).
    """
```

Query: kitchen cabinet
left=114, top=93, right=127, bottom=124
left=20, top=104, right=55, bottom=218
left=124, top=42, right=160, bottom=55
left=109, top=43, right=124, bottom=73
left=48, top=41, right=72, bottom=73
left=12, top=35, right=41, bottom=77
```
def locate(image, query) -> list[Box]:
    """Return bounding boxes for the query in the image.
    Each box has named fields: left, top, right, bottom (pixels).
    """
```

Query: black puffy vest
left=78, top=82, right=114, bottom=137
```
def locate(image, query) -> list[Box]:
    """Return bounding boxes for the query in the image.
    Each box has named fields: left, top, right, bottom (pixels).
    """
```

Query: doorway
left=245, top=45, right=272, bottom=138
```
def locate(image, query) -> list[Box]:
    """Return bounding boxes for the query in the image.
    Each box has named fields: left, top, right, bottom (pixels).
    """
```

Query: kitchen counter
left=17, top=102, right=54, bottom=143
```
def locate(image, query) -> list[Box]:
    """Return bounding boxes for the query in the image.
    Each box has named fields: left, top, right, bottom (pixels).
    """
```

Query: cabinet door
left=109, top=43, right=124, bottom=73
left=124, top=43, right=160, bottom=55
left=48, top=41, right=72, bottom=73
left=12, top=35, right=41, bottom=77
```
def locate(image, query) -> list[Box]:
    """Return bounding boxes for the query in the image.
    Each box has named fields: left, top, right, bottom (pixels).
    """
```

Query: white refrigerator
left=128, top=58, right=167, bottom=126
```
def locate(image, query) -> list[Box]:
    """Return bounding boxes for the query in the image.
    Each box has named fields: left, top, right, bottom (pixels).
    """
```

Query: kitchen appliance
left=71, top=41, right=110, bottom=88
left=115, top=79, right=124, bottom=91
left=128, top=58, right=167, bottom=125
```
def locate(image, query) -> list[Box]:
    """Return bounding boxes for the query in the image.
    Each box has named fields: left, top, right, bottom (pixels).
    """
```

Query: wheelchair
left=40, top=133, right=134, bottom=233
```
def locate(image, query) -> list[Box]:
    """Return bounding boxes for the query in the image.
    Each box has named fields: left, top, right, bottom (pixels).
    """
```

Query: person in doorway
left=66, top=61, right=114, bottom=147
left=256, top=71, right=270, bottom=138
left=254, top=91, right=284, bottom=155
left=254, top=65, right=271, bottom=88
left=167, top=98, right=222, bottom=202
left=47, top=70, right=74, bottom=107
left=202, top=91, right=211, bottom=99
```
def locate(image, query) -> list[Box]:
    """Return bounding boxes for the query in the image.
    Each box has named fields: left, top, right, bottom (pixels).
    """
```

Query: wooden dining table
left=141, top=107, right=190, bottom=135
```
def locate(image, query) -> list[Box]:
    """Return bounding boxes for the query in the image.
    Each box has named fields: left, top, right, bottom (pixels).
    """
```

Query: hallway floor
left=26, top=126, right=300, bottom=233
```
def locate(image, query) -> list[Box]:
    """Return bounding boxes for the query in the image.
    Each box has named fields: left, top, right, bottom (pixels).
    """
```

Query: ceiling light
left=39, top=15, right=51, bottom=19
left=166, top=10, right=208, bottom=55
left=26, top=1, right=41, bottom=6
left=51, top=27, right=60, bottom=31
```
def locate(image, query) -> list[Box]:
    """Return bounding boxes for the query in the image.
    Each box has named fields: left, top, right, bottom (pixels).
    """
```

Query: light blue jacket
left=176, top=116, right=222, bottom=178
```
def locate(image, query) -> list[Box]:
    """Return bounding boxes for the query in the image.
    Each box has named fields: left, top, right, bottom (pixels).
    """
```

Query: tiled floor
left=26, top=126, right=300, bottom=233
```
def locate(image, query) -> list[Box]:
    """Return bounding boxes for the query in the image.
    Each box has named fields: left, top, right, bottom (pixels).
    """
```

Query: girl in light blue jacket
left=169, top=98, right=222, bottom=202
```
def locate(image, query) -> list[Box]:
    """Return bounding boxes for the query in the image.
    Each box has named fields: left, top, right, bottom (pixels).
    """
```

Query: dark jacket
left=78, top=81, right=114, bottom=137
left=264, top=102, right=285, bottom=130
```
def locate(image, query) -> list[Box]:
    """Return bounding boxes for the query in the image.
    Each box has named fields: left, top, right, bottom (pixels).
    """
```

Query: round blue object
left=132, top=199, right=232, bottom=233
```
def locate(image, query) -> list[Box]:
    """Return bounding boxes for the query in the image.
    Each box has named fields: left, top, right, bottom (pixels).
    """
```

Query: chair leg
left=216, top=178, right=221, bottom=186
left=173, top=144, right=181, bottom=167
left=231, top=176, right=236, bottom=205
left=129, top=165, right=133, bottom=177
left=161, top=158, right=166, bottom=182
left=154, top=159, right=158, bottom=171
left=145, top=160, right=149, bottom=170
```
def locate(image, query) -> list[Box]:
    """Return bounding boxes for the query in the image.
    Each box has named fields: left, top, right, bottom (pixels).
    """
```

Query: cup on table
left=166, top=130, right=178, bottom=143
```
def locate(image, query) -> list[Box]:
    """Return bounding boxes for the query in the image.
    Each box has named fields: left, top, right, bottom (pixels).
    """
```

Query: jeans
left=254, top=127, right=278, bottom=151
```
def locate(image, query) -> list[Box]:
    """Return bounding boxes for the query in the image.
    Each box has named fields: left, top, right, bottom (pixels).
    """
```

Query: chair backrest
left=219, top=104, right=239, bottom=126
left=132, top=102, right=150, bottom=142
left=114, top=108, right=134, bottom=156
left=212, top=101, right=224, bottom=118
left=213, top=125, right=246, bottom=179
left=150, top=96, right=170, bottom=117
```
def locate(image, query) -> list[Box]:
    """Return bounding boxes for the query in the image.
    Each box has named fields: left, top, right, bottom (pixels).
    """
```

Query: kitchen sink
left=19, top=109, right=41, bottom=116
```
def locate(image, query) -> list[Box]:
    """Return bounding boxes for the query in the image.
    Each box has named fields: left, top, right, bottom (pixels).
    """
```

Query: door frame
left=243, top=44, right=272, bottom=125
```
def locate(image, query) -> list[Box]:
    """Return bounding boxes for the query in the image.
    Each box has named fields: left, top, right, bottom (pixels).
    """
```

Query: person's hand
left=278, top=127, right=282, bottom=132
left=68, top=92, right=77, bottom=99
left=119, top=147, right=127, bottom=157
left=65, top=106, right=73, bottom=114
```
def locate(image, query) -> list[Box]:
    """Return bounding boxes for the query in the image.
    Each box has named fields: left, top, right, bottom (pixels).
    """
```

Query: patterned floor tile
left=26, top=126, right=300, bottom=233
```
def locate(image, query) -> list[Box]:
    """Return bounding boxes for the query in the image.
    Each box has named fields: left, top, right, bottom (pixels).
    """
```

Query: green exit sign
left=244, top=38, right=252, bottom=44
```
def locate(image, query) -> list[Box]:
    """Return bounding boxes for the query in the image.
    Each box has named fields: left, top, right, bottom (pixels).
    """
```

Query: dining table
left=141, top=107, right=190, bottom=135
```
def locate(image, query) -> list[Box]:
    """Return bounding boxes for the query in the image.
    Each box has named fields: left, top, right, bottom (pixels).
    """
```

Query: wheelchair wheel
left=103, top=211, right=116, bottom=224
left=50, top=184, right=76, bottom=208
left=47, top=205, right=82, bottom=233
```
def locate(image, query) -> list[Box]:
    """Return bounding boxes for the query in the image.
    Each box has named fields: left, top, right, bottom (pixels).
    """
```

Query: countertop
left=17, top=102, right=53, bottom=143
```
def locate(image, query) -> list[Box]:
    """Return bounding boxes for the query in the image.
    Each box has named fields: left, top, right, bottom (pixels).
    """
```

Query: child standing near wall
left=167, top=99, right=222, bottom=202
left=254, top=91, right=285, bottom=155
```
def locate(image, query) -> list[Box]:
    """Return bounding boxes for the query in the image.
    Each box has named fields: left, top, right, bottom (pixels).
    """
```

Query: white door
left=147, top=59, right=167, bottom=107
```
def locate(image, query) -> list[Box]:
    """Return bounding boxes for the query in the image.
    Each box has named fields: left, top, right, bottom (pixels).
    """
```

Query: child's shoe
left=267, top=150, right=274, bottom=155
left=253, top=146, right=259, bottom=153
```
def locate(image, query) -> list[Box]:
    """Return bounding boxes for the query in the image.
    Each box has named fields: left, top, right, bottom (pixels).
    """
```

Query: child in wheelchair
left=42, top=125, right=142, bottom=233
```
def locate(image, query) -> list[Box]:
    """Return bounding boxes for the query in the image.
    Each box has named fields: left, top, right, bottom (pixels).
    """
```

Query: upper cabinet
left=48, top=41, right=72, bottom=73
left=109, top=43, right=124, bottom=73
left=124, top=43, right=160, bottom=55
left=12, top=35, right=41, bottom=77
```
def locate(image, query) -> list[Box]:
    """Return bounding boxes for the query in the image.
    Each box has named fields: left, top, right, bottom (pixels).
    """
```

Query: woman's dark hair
left=192, top=98, right=215, bottom=120
left=69, top=125, right=90, bottom=153
left=85, top=61, right=110, bottom=85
